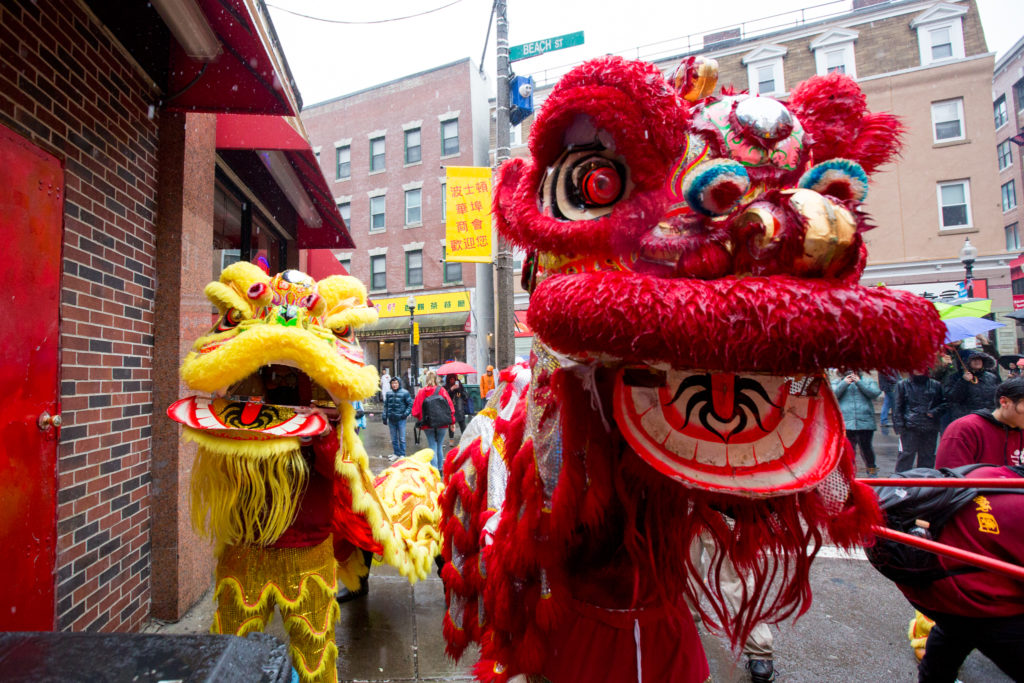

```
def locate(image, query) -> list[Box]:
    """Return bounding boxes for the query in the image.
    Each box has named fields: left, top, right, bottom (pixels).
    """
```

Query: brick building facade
left=302, top=59, right=495, bottom=381
left=994, top=36, right=1024, bottom=315
left=1, top=0, right=349, bottom=633
left=501, top=0, right=1011, bottom=352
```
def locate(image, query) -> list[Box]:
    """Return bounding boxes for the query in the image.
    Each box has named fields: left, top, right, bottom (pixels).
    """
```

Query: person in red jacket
left=412, top=370, right=455, bottom=472
left=898, top=465, right=1024, bottom=681
left=936, top=378, right=1024, bottom=469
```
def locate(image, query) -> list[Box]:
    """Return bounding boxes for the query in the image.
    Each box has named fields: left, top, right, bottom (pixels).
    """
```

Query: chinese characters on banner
left=445, top=166, right=493, bottom=263
left=372, top=291, right=471, bottom=318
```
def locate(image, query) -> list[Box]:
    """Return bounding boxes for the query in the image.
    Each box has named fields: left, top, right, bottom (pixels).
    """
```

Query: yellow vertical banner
left=445, top=166, right=493, bottom=263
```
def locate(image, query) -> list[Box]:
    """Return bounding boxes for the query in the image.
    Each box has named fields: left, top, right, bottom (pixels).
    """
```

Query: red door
left=0, top=124, right=63, bottom=630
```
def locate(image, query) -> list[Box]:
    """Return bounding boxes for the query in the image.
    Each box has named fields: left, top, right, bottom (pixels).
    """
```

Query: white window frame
left=911, top=4, right=967, bottom=66
left=995, top=95, right=1009, bottom=130
left=366, top=253, right=385, bottom=290
left=368, top=190, right=386, bottom=232
left=931, top=98, right=965, bottom=143
left=404, top=188, right=422, bottom=226
left=742, top=44, right=787, bottom=96
left=998, top=140, right=1013, bottom=171
left=335, top=195, right=351, bottom=224
left=810, top=29, right=858, bottom=78
left=1005, top=223, right=1021, bottom=252
left=440, top=118, right=460, bottom=158
left=369, top=134, right=386, bottom=174
left=936, top=179, right=972, bottom=230
left=1003, top=179, right=1018, bottom=213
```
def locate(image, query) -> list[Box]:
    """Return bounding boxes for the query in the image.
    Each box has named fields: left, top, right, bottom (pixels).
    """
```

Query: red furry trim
left=529, top=57, right=688, bottom=182
left=822, top=439, right=883, bottom=547
left=529, top=271, right=945, bottom=375
left=330, top=475, right=382, bottom=555
left=495, top=152, right=672, bottom=257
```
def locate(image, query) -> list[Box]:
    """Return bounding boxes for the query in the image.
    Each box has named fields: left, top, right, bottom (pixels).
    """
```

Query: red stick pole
left=860, top=478, right=1024, bottom=488
left=872, top=526, right=1024, bottom=582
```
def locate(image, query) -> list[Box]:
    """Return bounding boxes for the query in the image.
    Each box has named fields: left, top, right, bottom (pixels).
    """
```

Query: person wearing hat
left=479, top=364, right=496, bottom=399
left=943, top=350, right=999, bottom=426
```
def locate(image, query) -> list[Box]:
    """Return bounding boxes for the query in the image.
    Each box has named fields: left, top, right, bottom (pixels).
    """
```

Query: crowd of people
left=837, top=340, right=1024, bottom=477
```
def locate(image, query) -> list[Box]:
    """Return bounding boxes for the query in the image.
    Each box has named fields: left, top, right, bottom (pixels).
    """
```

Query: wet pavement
left=146, top=414, right=1011, bottom=682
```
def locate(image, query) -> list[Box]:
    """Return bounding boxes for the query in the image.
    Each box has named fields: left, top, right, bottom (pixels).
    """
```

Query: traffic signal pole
left=494, top=0, right=515, bottom=370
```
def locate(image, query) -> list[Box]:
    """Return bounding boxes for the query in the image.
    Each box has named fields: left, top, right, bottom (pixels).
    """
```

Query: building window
left=929, top=26, right=953, bottom=60
left=1004, top=180, right=1018, bottom=212
left=405, top=128, right=421, bottom=164
left=912, top=6, right=966, bottom=66
left=370, top=195, right=386, bottom=231
left=338, top=257, right=351, bottom=273
left=931, top=99, right=964, bottom=143
left=742, top=45, right=787, bottom=97
left=824, top=49, right=846, bottom=73
left=995, top=96, right=1009, bottom=129
left=757, top=64, right=776, bottom=94
left=441, top=182, right=447, bottom=217
left=337, top=201, right=350, bottom=224
left=405, top=188, right=422, bottom=225
left=335, top=145, right=350, bottom=180
left=370, top=254, right=386, bottom=290
left=1006, top=223, right=1021, bottom=251
left=999, top=140, right=1013, bottom=171
left=937, top=180, right=971, bottom=229
left=1015, top=79, right=1024, bottom=114
left=370, top=136, right=386, bottom=172
left=442, top=245, right=462, bottom=283
left=441, top=119, right=459, bottom=156
left=406, top=249, right=423, bottom=286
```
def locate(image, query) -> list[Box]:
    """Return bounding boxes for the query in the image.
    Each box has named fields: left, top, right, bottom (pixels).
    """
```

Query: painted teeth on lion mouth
left=623, top=368, right=824, bottom=397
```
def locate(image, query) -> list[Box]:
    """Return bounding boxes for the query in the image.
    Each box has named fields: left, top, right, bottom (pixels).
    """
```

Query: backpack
left=421, top=387, right=453, bottom=428
left=865, top=464, right=995, bottom=587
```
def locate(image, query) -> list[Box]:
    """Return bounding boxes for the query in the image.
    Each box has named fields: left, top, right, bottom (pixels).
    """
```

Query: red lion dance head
left=442, top=56, right=944, bottom=682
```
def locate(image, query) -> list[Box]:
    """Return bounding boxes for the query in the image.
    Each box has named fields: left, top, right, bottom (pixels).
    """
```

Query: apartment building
left=994, top=36, right=1024, bottom=312
left=501, top=0, right=1011, bottom=351
left=302, top=59, right=495, bottom=382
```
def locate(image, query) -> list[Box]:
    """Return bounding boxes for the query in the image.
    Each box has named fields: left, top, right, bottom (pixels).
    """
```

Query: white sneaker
left=386, top=453, right=397, bottom=462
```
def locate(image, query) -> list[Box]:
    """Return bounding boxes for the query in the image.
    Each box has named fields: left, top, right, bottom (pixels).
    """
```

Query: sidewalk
left=145, top=418, right=912, bottom=682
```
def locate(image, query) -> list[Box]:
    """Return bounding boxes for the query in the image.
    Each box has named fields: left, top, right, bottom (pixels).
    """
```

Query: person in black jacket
left=943, top=351, right=999, bottom=426
left=893, top=373, right=945, bottom=472
left=382, top=377, right=413, bottom=461
left=447, top=379, right=472, bottom=440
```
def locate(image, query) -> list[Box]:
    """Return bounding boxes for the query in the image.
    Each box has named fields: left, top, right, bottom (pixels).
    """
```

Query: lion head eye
left=215, top=308, right=243, bottom=333
left=542, top=145, right=628, bottom=221
left=334, top=325, right=352, bottom=340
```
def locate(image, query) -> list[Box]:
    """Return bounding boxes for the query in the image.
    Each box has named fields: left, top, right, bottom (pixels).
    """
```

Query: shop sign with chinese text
left=445, top=166, right=492, bottom=263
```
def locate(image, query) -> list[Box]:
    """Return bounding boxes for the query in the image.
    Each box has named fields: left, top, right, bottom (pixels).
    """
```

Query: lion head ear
left=318, top=275, right=379, bottom=330
left=204, top=261, right=271, bottom=318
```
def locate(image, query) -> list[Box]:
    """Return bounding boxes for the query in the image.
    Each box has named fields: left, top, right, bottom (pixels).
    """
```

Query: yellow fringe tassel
left=190, top=436, right=308, bottom=547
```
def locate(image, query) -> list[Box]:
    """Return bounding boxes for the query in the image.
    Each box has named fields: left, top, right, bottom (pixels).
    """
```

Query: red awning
left=165, top=0, right=299, bottom=116
left=305, top=249, right=350, bottom=281
left=216, top=113, right=353, bottom=249
left=514, top=309, right=533, bottom=337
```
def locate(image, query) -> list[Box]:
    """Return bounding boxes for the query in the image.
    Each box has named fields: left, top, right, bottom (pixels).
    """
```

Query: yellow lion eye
left=215, top=309, right=242, bottom=333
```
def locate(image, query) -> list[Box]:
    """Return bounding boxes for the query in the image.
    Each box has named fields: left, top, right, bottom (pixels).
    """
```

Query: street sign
left=509, top=31, right=584, bottom=62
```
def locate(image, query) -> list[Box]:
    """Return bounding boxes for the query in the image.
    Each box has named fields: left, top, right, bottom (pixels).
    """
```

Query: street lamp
left=407, top=295, right=419, bottom=389
left=959, top=237, right=978, bottom=297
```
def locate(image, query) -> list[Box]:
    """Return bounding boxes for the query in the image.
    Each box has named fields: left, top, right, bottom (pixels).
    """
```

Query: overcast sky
left=266, top=0, right=1024, bottom=107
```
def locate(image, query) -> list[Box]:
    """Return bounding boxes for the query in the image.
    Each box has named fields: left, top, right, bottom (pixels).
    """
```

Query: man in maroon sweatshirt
left=936, top=378, right=1024, bottom=469
left=898, top=465, right=1024, bottom=681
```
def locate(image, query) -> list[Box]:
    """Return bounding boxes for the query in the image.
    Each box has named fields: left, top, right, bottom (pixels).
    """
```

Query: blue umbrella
left=944, top=316, right=1004, bottom=343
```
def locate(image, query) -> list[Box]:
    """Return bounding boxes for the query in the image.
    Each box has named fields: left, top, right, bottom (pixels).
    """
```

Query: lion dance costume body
left=440, top=57, right=946, bottom=682
left=168, top=264, right=441, bottom=683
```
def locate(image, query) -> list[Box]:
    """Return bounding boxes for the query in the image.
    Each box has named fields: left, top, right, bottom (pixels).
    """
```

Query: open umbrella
left=933, top=298, right=992, bottom=320
left=435, top=360, right=478, bottom=376
left=944, top=316, right=1004, bottom=343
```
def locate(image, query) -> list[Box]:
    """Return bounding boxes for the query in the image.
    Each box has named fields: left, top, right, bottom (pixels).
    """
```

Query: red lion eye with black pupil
left=335, top=326, right=351, bottom=338
left=581, top=167, right=622, bottom=206
left=215, top=309, right=242, bottom=332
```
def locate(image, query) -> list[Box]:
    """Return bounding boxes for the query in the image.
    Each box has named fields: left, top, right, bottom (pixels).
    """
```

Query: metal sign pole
left=494, top=0, right=515, bottom=370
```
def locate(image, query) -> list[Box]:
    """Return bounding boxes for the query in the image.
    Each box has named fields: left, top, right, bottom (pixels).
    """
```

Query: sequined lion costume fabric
left=440, top=57, right=946, bottom=682
left=168, top=263, right=442, bottom=683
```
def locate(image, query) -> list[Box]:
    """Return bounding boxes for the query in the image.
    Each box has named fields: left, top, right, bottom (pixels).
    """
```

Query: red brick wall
left=302, top=59, right=480, bottom=293
left=0, top=2, right=158, bottom=631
